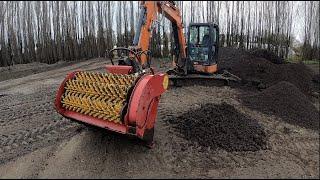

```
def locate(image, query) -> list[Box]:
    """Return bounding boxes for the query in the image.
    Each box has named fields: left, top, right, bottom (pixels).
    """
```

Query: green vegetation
left=286, top=55, right=320, bottom=64
left=302, top=60, right=320, bottom=65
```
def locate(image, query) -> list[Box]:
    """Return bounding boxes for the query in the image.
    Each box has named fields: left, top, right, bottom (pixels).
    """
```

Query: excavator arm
left=132, top=1, right=187, bottom=70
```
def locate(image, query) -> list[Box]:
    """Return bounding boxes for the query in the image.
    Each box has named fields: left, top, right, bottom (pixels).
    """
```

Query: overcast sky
left=291, top=1, right=306, bottom=43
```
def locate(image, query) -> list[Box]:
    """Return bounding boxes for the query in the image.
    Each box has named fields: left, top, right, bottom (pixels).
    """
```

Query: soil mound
left=312, top=74, right=320, bottom=84
left=166, top=103, right=268, bottom=152
left=218, top=47, right=313, bottom=95
left=241, top=81, right=319, bottom=131
left=249, top=48, right=284, bottom=64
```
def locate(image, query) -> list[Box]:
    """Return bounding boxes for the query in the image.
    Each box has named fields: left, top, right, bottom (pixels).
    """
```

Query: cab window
left=188, top=26, right=210, bottom=46
left=189, top=26, right=198, bottom=45
left=199, top=26, right=210, bottom=46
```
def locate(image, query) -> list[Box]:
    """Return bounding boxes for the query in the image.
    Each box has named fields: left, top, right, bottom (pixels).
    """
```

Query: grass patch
left=286, top=56, right=319, bottom=65
left=302, top=60, right=320, bottom=65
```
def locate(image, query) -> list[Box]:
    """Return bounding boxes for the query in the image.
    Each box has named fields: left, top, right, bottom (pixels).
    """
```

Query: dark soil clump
left=166, top=103, right=268, bottom=152
left=218, top=47, right=314, bottom=95
left=313, top=74, right=320, bottom=84
left=249, top=48, right=284, bottom=64
left=241, top=81, right=319, bottom=131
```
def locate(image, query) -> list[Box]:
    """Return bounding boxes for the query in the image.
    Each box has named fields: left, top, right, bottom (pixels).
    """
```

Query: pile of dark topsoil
left=241, top=81, right=319, bottom=131
left=248, top=48, right=284, bottom=64
left=313, top=74, right=320, bottom=84
left=167, top=103, right=268, bottom=152
left=218, top=47, right=313, bottom=95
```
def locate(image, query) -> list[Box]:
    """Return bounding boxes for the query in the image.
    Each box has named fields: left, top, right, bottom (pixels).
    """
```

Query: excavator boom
left=131, top=1, right=187, bottom=71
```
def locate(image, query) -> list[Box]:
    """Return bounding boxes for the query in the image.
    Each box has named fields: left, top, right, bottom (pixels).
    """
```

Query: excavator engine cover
left=55, top=66, right=168, bottom=146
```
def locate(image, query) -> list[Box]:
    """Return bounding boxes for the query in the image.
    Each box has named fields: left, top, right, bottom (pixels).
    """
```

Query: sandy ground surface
left=0, top=58, right=319, bottom=178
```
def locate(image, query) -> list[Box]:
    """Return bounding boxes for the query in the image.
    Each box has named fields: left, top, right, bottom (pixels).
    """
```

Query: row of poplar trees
left=0, top=1, right=319, bottom=67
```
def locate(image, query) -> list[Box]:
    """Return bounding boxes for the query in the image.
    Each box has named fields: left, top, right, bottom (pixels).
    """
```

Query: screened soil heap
left=166, top=103, right=268, bottom=152
left=249, top=48, right=284, bottom=64
left=313, top=74, right=320, bottom=84
left=218, top=47, right=314, bottom=95
left=241, top=81, right=319, bottom=131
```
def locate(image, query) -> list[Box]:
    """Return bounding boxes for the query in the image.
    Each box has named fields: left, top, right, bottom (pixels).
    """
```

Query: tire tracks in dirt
left=0, top=81, right=83, bottom=164
left=0, top=58, right=318, bottom=178
left=0, top=58, right=116, bottom=166
left=0, top=59, right=107, bottom=93
left=0, top=118, right=81, bottom=164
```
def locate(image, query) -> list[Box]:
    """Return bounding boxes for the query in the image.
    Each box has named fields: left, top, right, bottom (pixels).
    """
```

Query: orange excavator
left=55, top=1, right=240, bottom=147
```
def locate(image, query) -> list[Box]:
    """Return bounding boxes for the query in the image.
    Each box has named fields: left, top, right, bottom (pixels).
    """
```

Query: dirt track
left=0, top=57, right=319, bottom=178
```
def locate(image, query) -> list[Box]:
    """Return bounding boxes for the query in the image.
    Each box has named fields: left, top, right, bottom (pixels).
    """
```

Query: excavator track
left=60, top=71, right=139, bottom=124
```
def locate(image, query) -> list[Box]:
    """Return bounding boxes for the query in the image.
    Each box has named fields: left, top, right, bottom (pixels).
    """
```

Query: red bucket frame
left=54, top=66, right=167, bottom=142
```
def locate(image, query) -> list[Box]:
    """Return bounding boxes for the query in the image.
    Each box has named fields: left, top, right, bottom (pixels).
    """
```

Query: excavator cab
left=186, top=23, right=219, bottom=74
